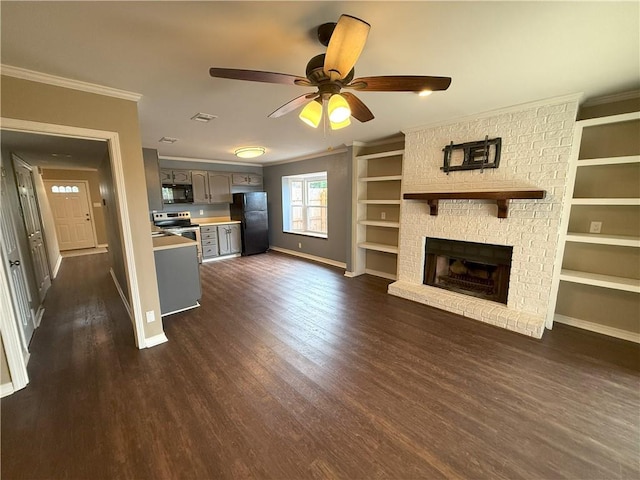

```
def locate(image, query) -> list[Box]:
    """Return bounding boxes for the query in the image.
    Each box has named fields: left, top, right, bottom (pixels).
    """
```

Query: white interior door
left=14, top=160, right=51, bottom=302
left=44, top=180, right=96, bottom=251
left=1, top=170, right=35, bottom=351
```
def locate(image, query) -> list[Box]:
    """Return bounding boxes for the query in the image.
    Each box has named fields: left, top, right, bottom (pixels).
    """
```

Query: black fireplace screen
left=424, top=238, right=513, bottom=304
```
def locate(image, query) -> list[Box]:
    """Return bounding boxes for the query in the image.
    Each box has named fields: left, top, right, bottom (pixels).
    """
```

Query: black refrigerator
left=230, top=192, right=269, bottom=255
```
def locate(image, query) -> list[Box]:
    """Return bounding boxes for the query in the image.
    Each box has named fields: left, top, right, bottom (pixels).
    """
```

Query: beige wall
left=0, top=337, right=10, bottom=385
left=1, top=75, right=163, bottom=343
left=41, top=168, right=108, bottom=246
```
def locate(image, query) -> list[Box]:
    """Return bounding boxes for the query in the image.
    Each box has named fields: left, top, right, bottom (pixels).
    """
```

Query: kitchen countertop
left=152, top=234, right=198, bottom=251
left=198, top=219, right=241, bottom=226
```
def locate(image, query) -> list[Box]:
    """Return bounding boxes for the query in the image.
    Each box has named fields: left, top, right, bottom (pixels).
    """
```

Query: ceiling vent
left=159, top=136, right=178, bottom=144
left=190, top=112, right=217, bottom=123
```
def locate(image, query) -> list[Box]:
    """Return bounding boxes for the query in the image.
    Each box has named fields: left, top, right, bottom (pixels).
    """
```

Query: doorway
left=44, top=179, right=97, bottom=251
left=1, top=118, right=149, bottom=394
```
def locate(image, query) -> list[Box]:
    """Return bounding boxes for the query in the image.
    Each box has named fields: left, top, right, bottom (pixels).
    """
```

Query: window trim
left=282, top=171, right=328, bottom=239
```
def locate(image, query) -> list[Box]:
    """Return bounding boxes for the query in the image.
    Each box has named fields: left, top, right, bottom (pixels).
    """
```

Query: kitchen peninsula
left=152, top=233, right=201, bottom=316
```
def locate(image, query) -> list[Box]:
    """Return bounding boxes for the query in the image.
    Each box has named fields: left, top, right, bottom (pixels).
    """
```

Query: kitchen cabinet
left=208, top=173, right=232, bottom=203
left=153, top=242, right=201, bottom=316
left=200, top=225, right=219, bottom=259
left=231, top=173, right=262, bottom=186
left=217, top=224, right=241, bottom=255
left=143, top=148, right=163, bottom=212
left=161, top=169, right=192, bottom=185
left=192, top=171, right=209, bottom=204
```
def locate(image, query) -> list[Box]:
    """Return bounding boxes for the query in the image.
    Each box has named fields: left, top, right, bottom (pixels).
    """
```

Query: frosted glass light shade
left=234, top=147, right=265, bottom=158
left=328, top=94, right=351, bottom=123
left=330, top=116, right=351, bottom=130
left=299, top=101, right=322, bottom=128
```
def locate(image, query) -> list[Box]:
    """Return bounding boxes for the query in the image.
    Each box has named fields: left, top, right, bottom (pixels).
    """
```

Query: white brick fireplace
left=389, top=95, right=580, bottom=338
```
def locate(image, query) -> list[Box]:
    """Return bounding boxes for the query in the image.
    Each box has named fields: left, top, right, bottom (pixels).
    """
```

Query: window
left=50, top=185, right=79, bottom=193
left=282, top=172, right=328, bottom=238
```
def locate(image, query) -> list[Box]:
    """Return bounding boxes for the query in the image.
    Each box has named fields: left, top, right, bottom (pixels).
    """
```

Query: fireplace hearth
left=424, top=238, right=513, bottom=304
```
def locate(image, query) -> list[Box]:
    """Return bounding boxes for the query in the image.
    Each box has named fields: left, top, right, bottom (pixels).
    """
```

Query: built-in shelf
left=403, top=189, right=546, bottom=218
left=571, top=198, right=640, bottom=206
left=359, top=199, right=402, bottom=205
left=359, top=175, right=403, bottom=182
left=560, top=269, right=640, bottom=293
left=358, top=220, right=400, bottom=228
left=565, top=233, right=640, bottom=247
left=355, top=149, right=405, bottom=161
left=357, top=242, right=399, bottom=254
left=577, top=155, right=640, bottom=167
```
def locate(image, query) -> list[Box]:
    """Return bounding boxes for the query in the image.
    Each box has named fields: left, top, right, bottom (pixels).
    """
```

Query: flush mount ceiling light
left=159, top=136, right=178, bottom=144
left=418, top=90, right=433, bottom=97
left=191, top=112, right=217, bottom=122
left=234, top=146, right=266, bottom=159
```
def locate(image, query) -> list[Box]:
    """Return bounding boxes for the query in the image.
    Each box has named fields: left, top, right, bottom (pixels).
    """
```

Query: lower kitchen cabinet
left=201, top=222, right=241, bottom=260
left=218, top=224, right=241, bottom=255
left=154, top=244, right=201, bottom=316
left=200, top=225, right=219, bottom=259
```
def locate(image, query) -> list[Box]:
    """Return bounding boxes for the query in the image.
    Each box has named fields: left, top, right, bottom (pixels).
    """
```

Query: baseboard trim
left=144, top=333, right=169, bottom=348
left=365, top=268, right=397, bottom=281
left=344, top=271, right=358, bottom=278
left=0, top=382, right=15, bottom=398
left=160, top=302, right=200, bottom=318
left=110, top=268, right=132, bottom=321
left=269, top=246, right=347, bottom=269
left=52, top=254, right=62, bottom=278
left=554, top=314, right=640, bottom=343
left=34, top=306, right=45, bottom=328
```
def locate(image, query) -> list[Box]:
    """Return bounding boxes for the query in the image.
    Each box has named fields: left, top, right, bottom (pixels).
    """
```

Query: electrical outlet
left=298, top=242, right=302, bottom=249
left=145, top=310, right=156, bottom=323
left=589, top=221, right=602, bottom=234
left=199, top=209, right=204, bottom=215
left=381, top=211, right=386, bottom=220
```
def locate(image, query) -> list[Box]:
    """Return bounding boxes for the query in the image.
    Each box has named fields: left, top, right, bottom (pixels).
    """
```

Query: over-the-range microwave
left=162, top=184, right=194, bottom=204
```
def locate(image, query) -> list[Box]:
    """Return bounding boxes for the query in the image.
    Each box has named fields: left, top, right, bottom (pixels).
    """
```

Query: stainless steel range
left=152, top=212, right=202, bottom=263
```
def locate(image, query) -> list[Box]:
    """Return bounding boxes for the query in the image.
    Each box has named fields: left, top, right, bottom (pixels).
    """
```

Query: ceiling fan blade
left=323, top=15, right=370, bottom=81
left=268, top=93, right=319, bottom=118
left=341, top=92, right=374, bottom=122
left=347, top=75, right=452, bottom=92
left=209, top=68, right=307, bottom=86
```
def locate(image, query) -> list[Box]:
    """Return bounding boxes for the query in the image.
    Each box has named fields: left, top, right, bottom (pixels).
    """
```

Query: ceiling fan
left=209, top=14, right=451, bottom=129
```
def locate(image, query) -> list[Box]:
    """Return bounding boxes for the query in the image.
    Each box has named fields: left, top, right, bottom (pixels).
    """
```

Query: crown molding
left=263, top=146, right=348, bottom=166
left=582, top=90, right=640, bottom=107
left=1, top=65, right=142, bottom=102
left=159, top=155, right=262, bottom=168
left=403, top=93, right=583, bottom=134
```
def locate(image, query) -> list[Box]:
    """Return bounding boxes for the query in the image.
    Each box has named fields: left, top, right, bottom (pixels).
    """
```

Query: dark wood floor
left=2, top=252, right=639, bottom=479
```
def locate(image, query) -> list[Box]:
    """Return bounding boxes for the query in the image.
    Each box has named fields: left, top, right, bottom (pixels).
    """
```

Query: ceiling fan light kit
left=209, top=13, right=451, bottom=131
left=299, top=100, right=323, bottom=128
left=328, top=93, right=351, bottom=123
left=234, top=146, right=266, bottom=159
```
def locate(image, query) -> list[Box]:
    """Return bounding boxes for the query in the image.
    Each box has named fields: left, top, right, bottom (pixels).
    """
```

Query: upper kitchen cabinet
left=232, top=173, right=262, bottom=186
left=208, top=173, right=232, bottom=203
left=143, top=148, right=163, bottom=212
left=192, top=171, right=209, bottom=204
left=161, top=169, right=192, bottom=185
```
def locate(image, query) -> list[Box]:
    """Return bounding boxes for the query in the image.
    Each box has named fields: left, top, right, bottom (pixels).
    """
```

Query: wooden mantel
left=403, top=190, right=546, bottom=218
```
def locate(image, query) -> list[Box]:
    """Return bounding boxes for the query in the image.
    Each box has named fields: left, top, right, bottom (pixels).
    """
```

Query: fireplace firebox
left=424, top=238, right=513, bottom=304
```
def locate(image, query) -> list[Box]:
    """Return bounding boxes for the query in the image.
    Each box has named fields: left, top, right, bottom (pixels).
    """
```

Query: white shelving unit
left=350, top=139, right=405, bottom=280
left=548, top=110, right=640, bottom=342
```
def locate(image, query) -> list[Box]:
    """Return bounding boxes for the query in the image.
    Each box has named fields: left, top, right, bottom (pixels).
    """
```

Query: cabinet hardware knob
left=9, top=260, right=20, bottom=267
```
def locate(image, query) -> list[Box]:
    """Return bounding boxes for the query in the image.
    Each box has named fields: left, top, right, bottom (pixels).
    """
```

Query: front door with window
left=45, top=180, right=96, bottom=251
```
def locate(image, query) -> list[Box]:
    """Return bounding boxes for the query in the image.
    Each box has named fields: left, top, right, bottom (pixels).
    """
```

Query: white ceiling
left=1, top=1, right=638, bottom=166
